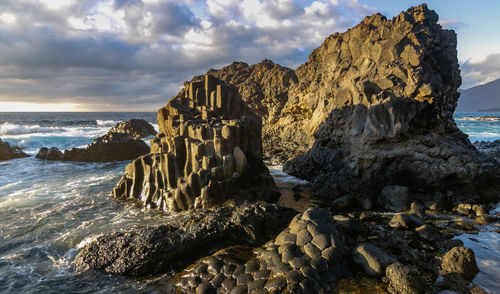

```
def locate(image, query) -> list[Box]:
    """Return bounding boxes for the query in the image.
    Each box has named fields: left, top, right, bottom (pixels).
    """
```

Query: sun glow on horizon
left=0, top=102, right=81, bottom=112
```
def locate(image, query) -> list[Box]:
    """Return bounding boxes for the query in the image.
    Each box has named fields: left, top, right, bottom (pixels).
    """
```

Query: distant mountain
left=457, top=79, right=500, bottom=112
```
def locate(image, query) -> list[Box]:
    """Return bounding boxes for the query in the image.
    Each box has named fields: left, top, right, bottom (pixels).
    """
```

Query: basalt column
left=113, top=75, right=279, bottom=211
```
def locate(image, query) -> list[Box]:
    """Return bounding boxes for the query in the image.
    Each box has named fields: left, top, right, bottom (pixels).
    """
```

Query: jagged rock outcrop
left=112, top=75, right=280, bottom=211
left=62, top=132, right=149, bottom=162
left=0, top=139, right=29, bottom=160
left=74, top=203, right=295, bottom=276
left=35, top=147, right=63, bottom=160
left=281, top=4, right=500, bottom=202
left=107, top=118, right=156, bottom=139
left=162, top=208, right=347, bottom=293
left=35, top=119, right=155, bottom=162
left=474, top=139, right=500, bottom=160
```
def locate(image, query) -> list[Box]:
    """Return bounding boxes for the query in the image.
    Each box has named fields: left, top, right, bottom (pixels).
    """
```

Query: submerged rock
left=74, top=203, right=295, bottom=276
left=0, top=139, right=29, bottom=160
left=113, top=75, right=280, bottom=211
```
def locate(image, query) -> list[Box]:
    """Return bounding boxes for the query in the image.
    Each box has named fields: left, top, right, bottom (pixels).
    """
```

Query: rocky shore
left=73, top=4, right=499, bottom=294
left=0, top=138, right=28, bottom=160
left=35, top=119, right=155, bottom=162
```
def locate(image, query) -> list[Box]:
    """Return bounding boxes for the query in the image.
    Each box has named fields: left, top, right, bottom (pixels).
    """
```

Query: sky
left=0, top=0, right=499, bottom=112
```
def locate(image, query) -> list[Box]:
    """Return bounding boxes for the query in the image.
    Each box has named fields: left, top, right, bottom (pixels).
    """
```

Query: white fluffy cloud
left=0, top=0, right=375, bottom=110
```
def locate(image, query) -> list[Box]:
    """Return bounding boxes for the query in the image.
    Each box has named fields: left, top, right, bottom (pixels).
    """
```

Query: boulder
left=162, top=208, right=348, bottom=293
left=74, top=203, right=295, bottom=276
left=353, top=243, right=396, bottom=276
left=62, top=132, right=149, bottom=162
left=378, top=185, right=410, bottom=212
left=35, top=147, right=63, bottom=161
left=440, top=246, right=479, bottom=281
left=35, top=119, right=153, bottom=162
left=0, top=139, right=29, bottom=160
left=113, top=75, right=280, bottom=211
left=107, top=118, right=156, bottom=139
left=415, top=224, right=442, bottom=242
left=386, top=262, right=425, bottom=294
left=389, top=214, right=424, bottom=229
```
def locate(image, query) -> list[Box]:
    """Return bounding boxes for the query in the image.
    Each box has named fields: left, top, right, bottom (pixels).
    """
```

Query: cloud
left=0, top=0, right=376, bottom=111
left=438, top=19, right=469, bottom=30
left=461, top=52, right=500, bottom=89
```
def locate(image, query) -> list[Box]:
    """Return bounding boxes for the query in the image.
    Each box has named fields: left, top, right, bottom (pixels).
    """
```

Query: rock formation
left=0, top=139, right=29, bottom=160
left=175, top=5, right=499, bottom=206
left=161, top=208, right=347, bottom=293
left=281, top=4, right=500, bottom=202
left=35, top=119, right=154, bottom=162
left=74, top=203, right=295, bottom=276
left=112, top=75, right=280, bottom=211
left=107, top=118, right=156, bottom=139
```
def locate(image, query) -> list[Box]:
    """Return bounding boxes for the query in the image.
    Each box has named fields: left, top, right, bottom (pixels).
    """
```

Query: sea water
left=0, top=112, right=499, bottom=293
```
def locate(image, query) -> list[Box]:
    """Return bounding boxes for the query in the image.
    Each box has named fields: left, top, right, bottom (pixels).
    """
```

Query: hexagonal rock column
left=112, top=74, right=279, bottom=211
left=163, top=208, right=348, bottom=293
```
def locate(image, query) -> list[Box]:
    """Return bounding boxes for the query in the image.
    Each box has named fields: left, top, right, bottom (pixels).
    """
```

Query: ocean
left=0, top=112, right=499, bottom=293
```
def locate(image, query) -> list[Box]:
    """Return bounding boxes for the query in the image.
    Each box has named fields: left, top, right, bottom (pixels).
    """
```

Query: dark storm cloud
left=0, top=0, right=377, bottom=110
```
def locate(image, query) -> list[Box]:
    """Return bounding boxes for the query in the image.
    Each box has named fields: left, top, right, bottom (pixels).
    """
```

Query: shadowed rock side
left=74, top=203, right=295, bottom=276
left=160, top=208, right=347, bottom=294
left=35, top=119, right=154, bottom=162
left=0, top=138, right=29, bottom=160
left=282, top=5, right=500, bottom=203
left=112, top=75, right=280, bottom=211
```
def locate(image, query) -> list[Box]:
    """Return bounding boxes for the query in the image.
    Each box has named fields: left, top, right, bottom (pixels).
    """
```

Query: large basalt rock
left=282, top=4, right=500, bottom=202
left=62, top=132, right=149, bottom=162
left=162, top=208, right=347, bottom=293
left=35, top=119, right=154, bottom=162
left=112, top=74, right=280, bottom=211
left=0, top=139, right=29, bottom=160
left=107, top=118, right=157, bottom=139
left=74, top=203, right=295, bottom=276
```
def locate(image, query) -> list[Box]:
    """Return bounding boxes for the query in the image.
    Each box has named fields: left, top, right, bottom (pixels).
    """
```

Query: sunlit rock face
left=113, top=74, right=279, bottom=211
left=282, top=4, right=499, bottom=202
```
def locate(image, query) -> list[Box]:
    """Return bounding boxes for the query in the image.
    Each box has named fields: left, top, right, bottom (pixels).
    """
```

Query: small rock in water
left=440, top=246, right=479, bottom=281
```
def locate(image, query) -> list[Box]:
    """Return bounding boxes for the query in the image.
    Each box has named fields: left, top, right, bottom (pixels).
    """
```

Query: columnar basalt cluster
left=165, top=208, right=347, bottom=293
left=113, top=75, right=279, bottom=211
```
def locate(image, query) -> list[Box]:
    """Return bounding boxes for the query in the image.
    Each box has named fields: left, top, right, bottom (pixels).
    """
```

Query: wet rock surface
left=113, top=75, right=280, bottom=211
left=440, top=246, right=479, bottom=282
left=160, top=208, right=347, bottom=293
left=474, top=139, right=500, bottom=160
left=35, top=119, right=155, bottom=162
left=74, top=203, right=295, bottom=276
left=0, top=138, right=29, bottom=160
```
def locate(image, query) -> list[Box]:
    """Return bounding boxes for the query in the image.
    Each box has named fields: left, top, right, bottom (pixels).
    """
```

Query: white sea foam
left=96, top=119, right=121, bottom=126
left=268, top=165, right=311, bottom=186
left=0, top=123, right=108, bottom=139
left=0, top=122, right=64, bottom=136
